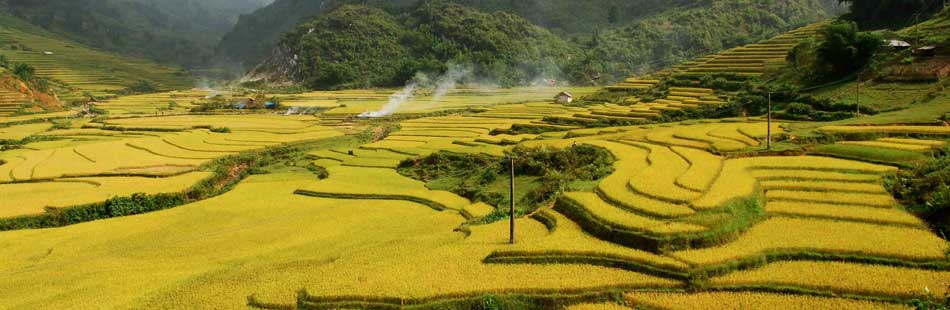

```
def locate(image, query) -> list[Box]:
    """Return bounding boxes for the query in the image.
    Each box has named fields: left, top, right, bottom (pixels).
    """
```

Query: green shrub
left=815, top=21, right=883, bottom=80
left=887, top=149, right=950, bottom=237
left=398, top=145, right=614, bottom=221
left=12, top=62, right=35, bottom=81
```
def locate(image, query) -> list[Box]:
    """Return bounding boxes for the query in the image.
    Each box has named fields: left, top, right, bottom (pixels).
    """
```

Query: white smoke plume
left=358, top=73, right=428, bottom=118
left=359, top=63, right=474, bottom=118
left=195, top=79, right=226, bottom=99
left=431, top=63, right=472, bottom=102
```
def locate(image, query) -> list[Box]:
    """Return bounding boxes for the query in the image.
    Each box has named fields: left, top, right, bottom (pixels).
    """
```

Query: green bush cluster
left=887, top=148, right=950, bottom=237
left=655, top=87, right=870, bottom=123
left=787, top=20, right=883, bottom=84
left=291, top=289, right=628, bottom=310
left=0, top=193, right=185, bottom=230
left=398, top=145, right=614, bottom=221
left=668, top=73, right=757, bottom=92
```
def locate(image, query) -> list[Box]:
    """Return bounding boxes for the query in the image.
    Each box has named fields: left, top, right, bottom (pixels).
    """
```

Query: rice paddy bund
left=1, top=81, right=947, bottom=309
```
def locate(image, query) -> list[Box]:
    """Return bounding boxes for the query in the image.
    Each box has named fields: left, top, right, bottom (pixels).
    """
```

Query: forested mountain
left=244, top=0, right=840, bottom=89
left=216, top=0, right=705, bottom=68
left=0, top=0, right=272, bottom=67
left=246, top=3, right=573, bottom=89
left=569, top=0, right=840, bottom=82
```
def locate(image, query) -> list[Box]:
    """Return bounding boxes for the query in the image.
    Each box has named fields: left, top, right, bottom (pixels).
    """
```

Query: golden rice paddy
left=0, top=66, right=945, bottom=309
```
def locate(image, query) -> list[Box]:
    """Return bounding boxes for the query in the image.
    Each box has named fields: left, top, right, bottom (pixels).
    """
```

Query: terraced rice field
left=0, top=15, right=190, bottom=97
left=319, top=87, right=598, bottom=116
left=555, top=87, right=730, bottom=124
left=0, top=172, right=211, bottom=218
left=0, top=115, right=340, bottom=190
left=0, top=87, right=30, bottom=117
left=0, top=110, right=76, bottom=125
left=672, top=22, right=826, bottom=76
left=0, top=122, right=52, bottom=140
left=0, top=95, right=946, bottom=309
left=622, top=292, right=903, bottom=309
left=819, top=125, right=950, bottom=136
left=96, top=90, right=211, bottom=115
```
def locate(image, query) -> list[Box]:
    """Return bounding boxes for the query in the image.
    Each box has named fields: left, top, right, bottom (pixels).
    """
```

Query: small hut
left=916, top=46, right=937, bottom=58
left=233, top=97, right=255, bottom=110
left=885, top=40, right=911, bottom=50
left=554, top=91, right=574, bottom=104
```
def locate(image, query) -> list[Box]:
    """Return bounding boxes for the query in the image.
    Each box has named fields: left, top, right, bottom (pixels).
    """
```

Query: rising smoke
left=432, top=63, right=472, bottom=102
left=358, top=76, right=423, bottom=118
left=359, top=62, right=472, bottom=118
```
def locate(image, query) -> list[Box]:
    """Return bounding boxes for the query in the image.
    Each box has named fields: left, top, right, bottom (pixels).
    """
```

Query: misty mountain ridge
left=0, top=0, right=273, bottom=67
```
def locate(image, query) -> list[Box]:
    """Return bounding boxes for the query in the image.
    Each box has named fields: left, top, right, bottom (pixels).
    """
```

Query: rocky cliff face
left=240, top=42, right=299, bottom=86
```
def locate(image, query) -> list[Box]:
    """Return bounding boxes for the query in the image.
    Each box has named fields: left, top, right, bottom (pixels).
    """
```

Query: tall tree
left=815, top=21, right=882, bottom=78
left=839, top=0, right=943, bottom=29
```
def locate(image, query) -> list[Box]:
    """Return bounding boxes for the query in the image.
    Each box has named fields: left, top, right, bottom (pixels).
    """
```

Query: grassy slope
left=0, top=14, right=192, bottom=99
left=1, top=0, right=270, bottom=67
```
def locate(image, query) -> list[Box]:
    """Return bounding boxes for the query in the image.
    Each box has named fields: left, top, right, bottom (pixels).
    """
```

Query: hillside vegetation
left=0, top=13, right=193, bottom=101
left=216, top=0, right=703, bottom=68
left=0, top=0, right=271, bottom=67
left=247, top=0, right=836, bottom=89
left=254, top=3, right=572, bottom=89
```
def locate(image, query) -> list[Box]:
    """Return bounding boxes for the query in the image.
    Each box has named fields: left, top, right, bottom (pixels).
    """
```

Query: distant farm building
left=886, top=40, right=911, bottom=50
left=916, top=46, right=937, bottom=57
left=554, top=91, right=574, bottom=104
left=233, top=98, right=255, bottom=109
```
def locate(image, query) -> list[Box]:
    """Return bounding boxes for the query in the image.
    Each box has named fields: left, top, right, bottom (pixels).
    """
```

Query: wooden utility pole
left=508, top=156, right=516, bottom=244
left=767, top=92, right=772, bottom=150
left=856, top=72, right=861, bottom=116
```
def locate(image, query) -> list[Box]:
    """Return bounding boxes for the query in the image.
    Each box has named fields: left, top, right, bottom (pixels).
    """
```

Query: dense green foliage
left=784, top=21, right=883, bottom=83
left=284, top=3, right=570, bottom=88
left=816, top=21, right=883, bottom=78
left=286, top=5, right=418, bottom=88
left=840, top=0, right=944, bottom=29
left=398, top=145, right=614, bottom=220
left=216, top=0, right=707, bottom=68
left=11, top=62, right=32, bottom=81
left=888, top=148, right=950, bottom=237
left=264, top=0, right=834, bottom=89
left=0, top=0, right=270, bottom=67
left=568, top=0, right=834, bottom=82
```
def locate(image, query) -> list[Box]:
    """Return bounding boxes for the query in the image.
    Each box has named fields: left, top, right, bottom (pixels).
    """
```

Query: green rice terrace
left=1, top=2, right=950, bottom=310
left=0, top=14, right=190, bottom=101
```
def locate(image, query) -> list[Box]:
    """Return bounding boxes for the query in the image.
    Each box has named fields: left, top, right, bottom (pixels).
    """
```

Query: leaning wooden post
left=508, top=156, right=516, bottom=244
left=856, top=72, right=861, bottom=116
left=767, top=92, right=772, bottom=150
